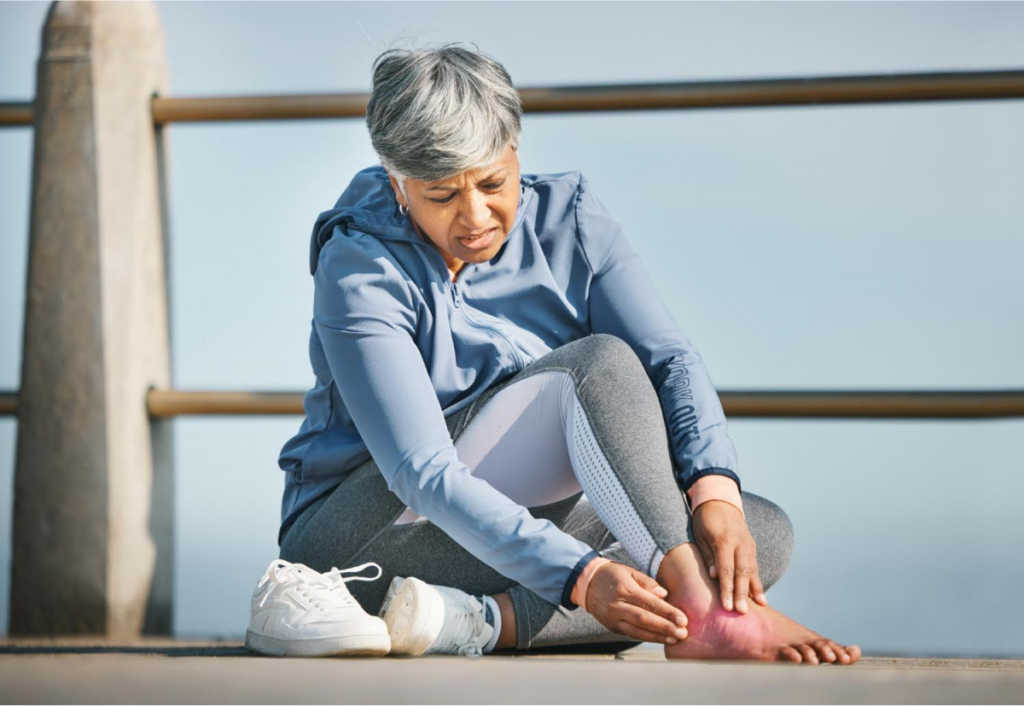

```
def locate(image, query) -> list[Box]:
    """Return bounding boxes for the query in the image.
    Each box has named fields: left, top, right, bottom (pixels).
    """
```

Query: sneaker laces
left=263, top=561, right=382, bottom=612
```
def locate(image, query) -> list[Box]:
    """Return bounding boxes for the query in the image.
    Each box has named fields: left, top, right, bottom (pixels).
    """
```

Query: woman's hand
left=584, top=561, right=689, bottom=645
left=692, top=500, right=767, bottom=614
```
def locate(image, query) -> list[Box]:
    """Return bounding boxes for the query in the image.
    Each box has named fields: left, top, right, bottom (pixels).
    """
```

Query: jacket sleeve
left=575, top=174, right=742, bottom=493
left=313, top=230, right=599, bottom=608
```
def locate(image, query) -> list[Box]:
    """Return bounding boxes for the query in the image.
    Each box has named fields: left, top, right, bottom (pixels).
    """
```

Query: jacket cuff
left=560, top=549, right=601, bottom=610
left=680, top=467, right=742, bottom=495
left=687, top=475, right=744, bottom=518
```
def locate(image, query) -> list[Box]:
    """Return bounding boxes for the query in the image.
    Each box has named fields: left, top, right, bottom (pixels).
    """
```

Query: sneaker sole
left=244, top=628, right=391, bottom=658
left=381, top=576, right=445, bottom=656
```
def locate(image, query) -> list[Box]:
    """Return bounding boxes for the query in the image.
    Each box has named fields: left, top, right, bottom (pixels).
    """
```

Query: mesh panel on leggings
left=570, top=396, right=665, bottom=577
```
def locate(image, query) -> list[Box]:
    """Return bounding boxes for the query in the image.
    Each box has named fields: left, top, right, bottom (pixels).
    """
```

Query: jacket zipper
left=452, top=267, right=526, bottom=371
left=348, top=226, right=528, bottom=371
left=426, top=243, right=527, bottom=371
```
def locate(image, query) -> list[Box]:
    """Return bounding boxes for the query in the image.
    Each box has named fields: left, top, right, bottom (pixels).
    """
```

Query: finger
left=813, top=639, right=836, bottom=663
left=716, top=546, right=736, bottom=611
left=696, top=538, right=717, bottom=580
left=631, top=586, right=689, bottom=628
left=750, top=568, right=769, bottom=607
left=743, top=533, right=768, bottom=606
left=628, top=571, right=687, bottom=627
left=846, top=645, right=862, bottom=663
left=798, top=644, right=819, bottom=665
left=643, top=590, right=692, bottom=627
left=614, top=619, right=680, bottom=645
left=734, top=548, right=755, bottom=614
left=619, top=603, right=688, bottom=642
left=631, top=570, right=669, bottom=599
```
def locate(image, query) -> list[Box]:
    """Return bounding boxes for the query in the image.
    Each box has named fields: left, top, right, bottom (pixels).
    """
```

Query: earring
left=399, top=203, right=409, bottom=216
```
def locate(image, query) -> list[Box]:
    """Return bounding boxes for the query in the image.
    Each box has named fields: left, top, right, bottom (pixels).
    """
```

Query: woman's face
left=388, top=143, right=521, bottom=277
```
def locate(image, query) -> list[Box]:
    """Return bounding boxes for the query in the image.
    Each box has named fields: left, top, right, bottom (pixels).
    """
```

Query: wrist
left=570, top=556, right=613, bottom=612
left=688, top=474, right=744, bottom=518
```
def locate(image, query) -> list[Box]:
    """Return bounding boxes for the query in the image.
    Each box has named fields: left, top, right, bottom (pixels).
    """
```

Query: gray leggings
left=279, top=334, right=794, bottom=651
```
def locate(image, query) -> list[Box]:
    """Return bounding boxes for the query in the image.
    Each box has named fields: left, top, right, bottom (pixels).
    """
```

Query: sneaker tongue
left=290, top=566, right=337, bottom=592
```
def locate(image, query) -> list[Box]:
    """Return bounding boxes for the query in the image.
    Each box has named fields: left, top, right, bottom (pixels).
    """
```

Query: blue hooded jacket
left=278, top=165, right=741, bottom=608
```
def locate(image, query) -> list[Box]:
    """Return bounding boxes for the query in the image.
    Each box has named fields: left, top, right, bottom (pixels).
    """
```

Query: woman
left=275, top=43, right=860, bottom=664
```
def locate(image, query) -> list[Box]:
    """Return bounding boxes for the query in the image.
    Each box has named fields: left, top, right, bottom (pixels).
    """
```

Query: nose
left=458, top=190, right=493, bottom=232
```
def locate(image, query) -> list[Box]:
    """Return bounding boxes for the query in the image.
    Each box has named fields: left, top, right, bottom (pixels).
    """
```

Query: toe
left=798, top=644, right=819, bottom=665
left=814, top=639, right=836, bottom=663
left=847, top=645, right=862, bottom=663
left=828, top=640, right=850, bottom=664
left=780, top=646, right=803, bottom=663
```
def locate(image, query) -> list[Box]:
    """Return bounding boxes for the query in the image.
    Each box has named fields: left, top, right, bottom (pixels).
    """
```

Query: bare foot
left=659, top=543, right=862, bottom=665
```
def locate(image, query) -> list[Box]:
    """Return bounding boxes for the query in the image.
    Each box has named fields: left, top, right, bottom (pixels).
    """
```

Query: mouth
left=458, top=228, right=498, bottom=250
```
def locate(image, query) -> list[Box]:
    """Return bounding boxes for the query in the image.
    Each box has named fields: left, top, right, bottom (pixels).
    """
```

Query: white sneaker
left=245, top=559, right=391, bottom=657
left=378, top=576, right=495, bottom=657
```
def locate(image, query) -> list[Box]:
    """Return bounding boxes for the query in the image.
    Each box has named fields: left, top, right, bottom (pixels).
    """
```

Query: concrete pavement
left=1, top=640, right=1022, bottom=703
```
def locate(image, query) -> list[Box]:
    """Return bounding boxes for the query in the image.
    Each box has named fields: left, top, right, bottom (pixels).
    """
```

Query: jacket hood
left=308, top=166, right=413, bottom=275
left=309, top=165, right=528, bottom=276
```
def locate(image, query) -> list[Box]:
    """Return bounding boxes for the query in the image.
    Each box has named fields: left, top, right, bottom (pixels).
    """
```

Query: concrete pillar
left=11, top=0, right=174, bottom=637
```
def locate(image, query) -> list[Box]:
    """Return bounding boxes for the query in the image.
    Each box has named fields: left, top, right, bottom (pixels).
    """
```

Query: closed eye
left=429, top=180, right=506, bottom=204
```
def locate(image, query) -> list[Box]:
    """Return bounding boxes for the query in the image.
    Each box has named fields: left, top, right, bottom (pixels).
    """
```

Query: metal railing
left=3, top=389, right=1024, bottom=419
left=3, top=71, right=1024, bottom=127
left=2, top=69, right=1022, bottom=420
left=0, top=101, right=32, bottom=126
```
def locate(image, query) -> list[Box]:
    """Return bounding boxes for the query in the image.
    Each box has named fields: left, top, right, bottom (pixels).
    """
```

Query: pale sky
left=1, top=1, right=1022, bottom=656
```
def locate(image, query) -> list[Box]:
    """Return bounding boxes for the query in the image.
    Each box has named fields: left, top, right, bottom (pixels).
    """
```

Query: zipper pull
left=452, top=281, right=461, bottom=307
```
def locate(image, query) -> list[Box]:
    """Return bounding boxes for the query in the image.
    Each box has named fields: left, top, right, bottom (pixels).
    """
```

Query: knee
left=582, top=333, right=643, bottom=368
left=742, top=493, right=794, bottom=591
left=571, top=334, right=651, bottom=396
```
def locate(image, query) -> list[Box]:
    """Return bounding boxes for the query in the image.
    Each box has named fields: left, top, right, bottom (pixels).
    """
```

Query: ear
left=386, top=171, right=401, bottom=197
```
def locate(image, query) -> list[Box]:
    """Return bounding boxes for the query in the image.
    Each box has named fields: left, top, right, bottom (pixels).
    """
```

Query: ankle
left=493, top=592, right=517, bottom=650
left=656, top=542, right=703, bottom=595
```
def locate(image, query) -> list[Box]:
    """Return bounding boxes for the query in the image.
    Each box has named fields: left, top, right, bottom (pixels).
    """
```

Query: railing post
left=10, top=0, right=174, bottom=637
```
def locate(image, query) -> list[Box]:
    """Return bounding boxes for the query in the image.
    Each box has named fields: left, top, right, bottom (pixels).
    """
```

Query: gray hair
left=365, top=42, right=522, bottom=200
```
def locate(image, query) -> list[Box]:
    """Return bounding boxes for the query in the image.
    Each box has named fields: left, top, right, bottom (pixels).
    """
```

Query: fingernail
left=737, top=599, right=748, bottom=612
left=675, top=615, right=687, bottom=627
left=675, top=628, right=688, bottom=640
left=666, top=636, right=677, bottom=644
